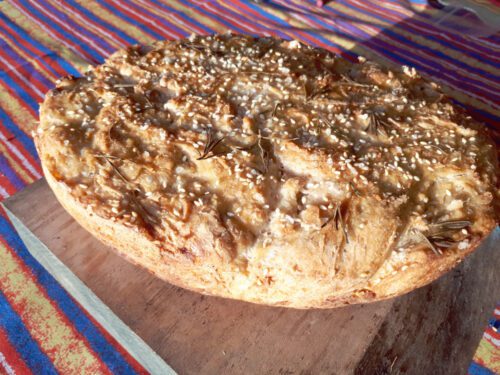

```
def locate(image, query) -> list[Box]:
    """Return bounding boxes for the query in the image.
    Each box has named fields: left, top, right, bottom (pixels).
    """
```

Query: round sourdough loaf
left=36, top=34, right=498, bottom=308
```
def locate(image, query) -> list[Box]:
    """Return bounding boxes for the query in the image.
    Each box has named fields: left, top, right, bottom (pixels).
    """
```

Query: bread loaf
left=36, top=34, right=498, bottom=308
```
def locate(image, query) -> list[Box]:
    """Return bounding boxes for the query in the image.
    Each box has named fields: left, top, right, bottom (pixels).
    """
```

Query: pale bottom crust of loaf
left=43, top=165, right=494, bottom=309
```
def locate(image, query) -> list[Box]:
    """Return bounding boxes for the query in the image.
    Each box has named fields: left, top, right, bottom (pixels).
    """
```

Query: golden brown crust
left=36, top=34, right=498, bottom=308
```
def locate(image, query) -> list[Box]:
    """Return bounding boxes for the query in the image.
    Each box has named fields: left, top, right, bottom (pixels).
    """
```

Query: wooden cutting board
left=3, top=179, right=499, bottom=374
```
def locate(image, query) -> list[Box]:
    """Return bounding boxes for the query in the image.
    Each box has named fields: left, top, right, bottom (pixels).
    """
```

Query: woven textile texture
left=0, top=1, right=498, bottom=373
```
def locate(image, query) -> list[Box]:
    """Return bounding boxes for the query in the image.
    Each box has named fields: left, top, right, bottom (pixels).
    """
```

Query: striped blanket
left=0, top=1, right=498, bottom=373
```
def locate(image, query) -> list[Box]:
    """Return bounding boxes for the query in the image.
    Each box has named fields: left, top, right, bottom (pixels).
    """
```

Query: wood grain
left=4, top=179, right=498, bottom=375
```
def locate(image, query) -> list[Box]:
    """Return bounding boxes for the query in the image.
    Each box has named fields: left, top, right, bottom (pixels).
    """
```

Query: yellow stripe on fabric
left=0, top=87, right=38, bottom=136
left=189, top=0, right=500, bottom=117
left=354, top=25, right=499, bottom=111
left=0, top=33, right=58, bottom=83
left=0, top=142, right=35, bottom=184
left=46, top=0, right=125, bottom=51
left=473, top=338, right=500, bottom=373
left=1, top=3, right=90, bottom=74
left=259, top=0, right=499, bottom=115
left=75, top=0, right=156, bottom=45
left=328, top=2, right=499, bottom=75
left=166, top=1, right=232, bottom=33
left=209, top=0, right=352, bottom=52
left=126, top=0, right=195, bottom=36
left=0, top=242, right=109, bottom=374
left=227, top=0, right=372, bottom=55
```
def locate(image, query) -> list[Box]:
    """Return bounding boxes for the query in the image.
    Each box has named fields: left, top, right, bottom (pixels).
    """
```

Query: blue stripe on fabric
left=210, top=0, right=333, bottom=55
left=360, top=32, right=497, bottom=98
left=146, top=0, right=214, bottom=34
left=0, top=70, right=39, bottom=112
left=462, top=104, right=500, bottom=123
left=306, top=2, right=498, bottom=97
left=0, top=12, right=80, bottom=77
left=51, top=0, right=138, bottom=46
left=175, top=0, right=249, bottom=35
left=269, top=0, right=369, bottom=44
left=15, top=0, right=105, bottom=63
left=32, top=0, right=116, bottom=54
left=337, top=0, right=500, bottom=78
left=0, top=216, right=138, bottom=374
left=0, top=107, right=38, bottom=158
left=0, top=290, right=58, bottom=375
left=198, top=0, right=293, bottom=40
left=1, top=42, right=53, bottom=89
left=468, top=361, right=496, bottom=375
left=0, top=154, right=26, bottom=190
left=240, top=0, right=357, bottom=59
left=93, top=0, right=166, bottom=40
left=122, top=0, right=188, bottom=37
left=320, top=0, right=497, bottom=58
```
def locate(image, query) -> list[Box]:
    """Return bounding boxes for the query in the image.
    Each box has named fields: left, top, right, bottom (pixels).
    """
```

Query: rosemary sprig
left=131, top=190, right=160, bottom=224
left=367, top=112, right=390, bottom=136
left=308, top=86, right=333, bottom=100
left=113, top=83, right=135, bottom=88
left=349, top=182, right=361, bottom=197
left=303, top=82, right=310, bottom=101
left=94, top=154, right=129, bottom=184
left=336, top=75, right=371, bottom=88
left=180, top=42, right=207, bottom=52
left=271, top=102, right=281, bottom=117
left=432, top=220, right=471, bottom=232
left=257, top=131, right=269, bottom=174
left=426, top=236, right=455, bottom=248
left=197, top=130, right=226, bottom=160
left=181, top=42, right=225, bottom=57
left=335, top=204, right=350, bottom=244
left=413, top=229, right=441, bottom=255
left=93, top=155, right=160, bottom=231
left=413, top=220, right=471, bottom=255
left=322, top=204, right=349, bottom=244
left=236, top=131, right=270, bottom=174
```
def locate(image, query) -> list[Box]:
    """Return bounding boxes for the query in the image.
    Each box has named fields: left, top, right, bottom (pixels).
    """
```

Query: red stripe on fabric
left=51, top=0, right=129, bottom=49
left=1, top=24, right=65, bottom=79
left=0, top=130, right=41, bottom=181
left=135, top=0, right=209, bottom=36
left=108, top=0, right=181, bottom=40
left=0, top=82, right=38, bottom=120
left=345, top=0, right=500, bottom=61
left=66, top=297, right=149, bottom=375
left=485, top=328, right=500, bottom=341
left=0, top=237, right=113, bottom=375
left=28, top=0, right=111, bottom=57
left=0, top=54, right=47, bottom=101
left=348, top=0, right=500, bottom=67
left=0, top=145, right=37, bottom=188
left=198, top=0, right=261, bottom=33
left=0, top=327, right=32, bottom=375
left=276, top=0, right=498, bottom=103
left=0, top=175, right=18, bottom=197
left=0, top=20, right=67, bottom=80
left=111, top=0, right=192, bottom=39
left=225, top=0, right=346, bottom=57
left=0, top=237, right=147, bottom=373
left=10, top=1, right=100, bottom=64
left=361, top=31, right=497, bottom=102
left=190, top=0, right=346, bottom=58
left=346, top=3, right=500, bottom=83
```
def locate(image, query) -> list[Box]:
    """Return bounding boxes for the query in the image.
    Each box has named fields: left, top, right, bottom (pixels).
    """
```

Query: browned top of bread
left=36, top=34, right=498, bottom=308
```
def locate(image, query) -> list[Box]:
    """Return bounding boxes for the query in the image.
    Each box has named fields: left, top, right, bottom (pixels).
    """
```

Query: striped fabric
left=0, top=0, right=498, bottom=373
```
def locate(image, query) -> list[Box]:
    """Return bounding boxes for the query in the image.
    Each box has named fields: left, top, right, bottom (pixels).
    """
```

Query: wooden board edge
left=354, top=228, right=500, bottom=374
left=2, top=202, right=176, bottom=375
